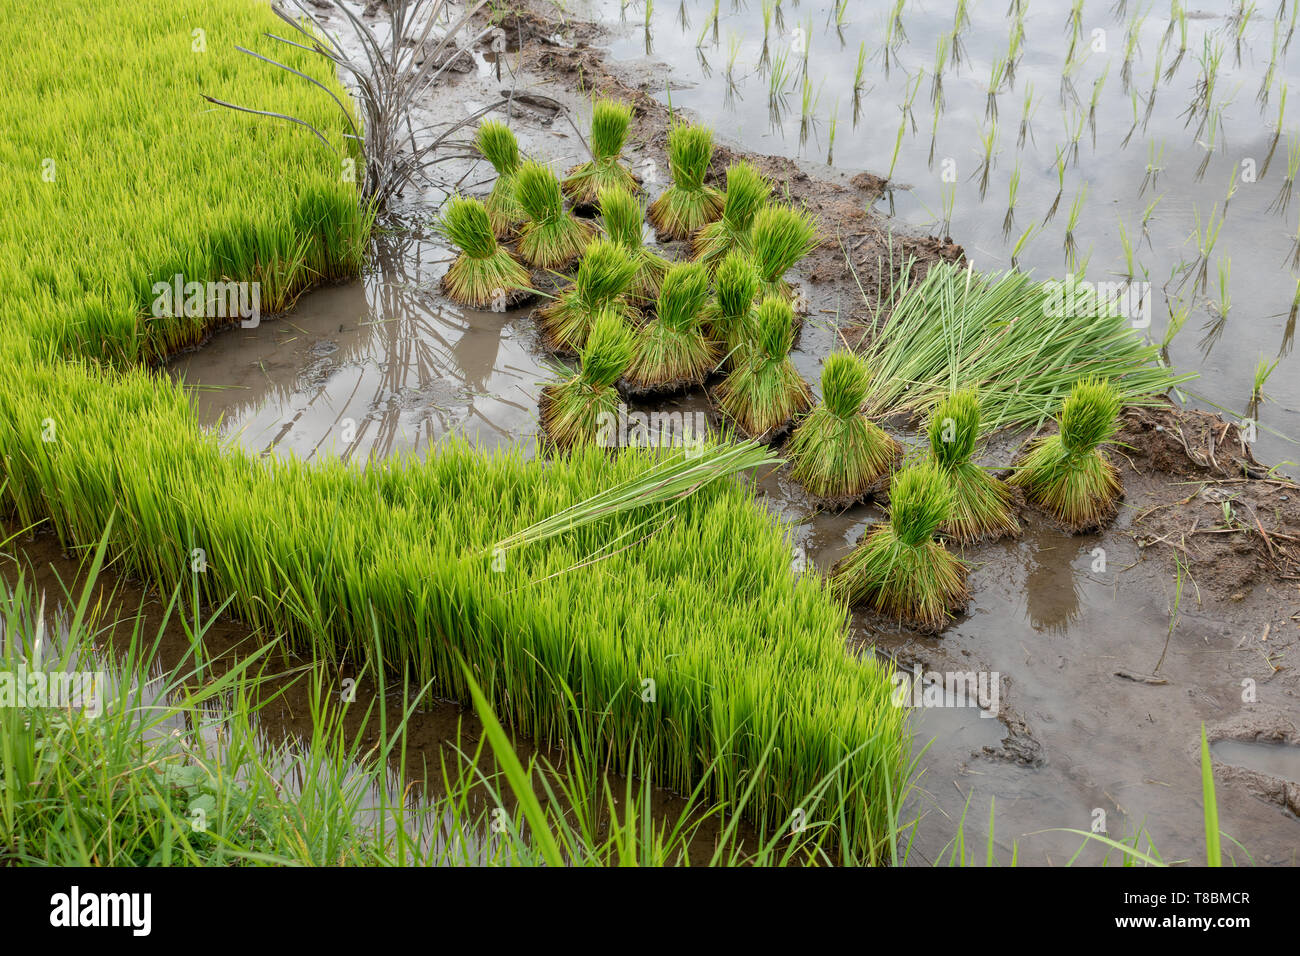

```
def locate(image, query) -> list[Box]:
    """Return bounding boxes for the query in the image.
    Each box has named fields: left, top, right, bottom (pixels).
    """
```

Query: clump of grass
left=704, top=250, right=761, bottom=365
left=787, top=352, right=901, bottom=503
left=539, top=306, right=635, bottom=450
left=536, top=237, right=639, bottom=353
left=648, top=122, right=724, bottom=239
left=832, top=462, right=970, bottom=633
left=625, top=262, right=718, bottom=391
left=925, top=391, right=1019, bottom=543
left=750, top=203, right=819, bottom=306
left=692, top=161, right=772, bottom=270
left=598, top=185, right=670, bottom=304
left=439, top=196, right=533, bottom=309
left=515, top=160, right=595, bottom=268
left=714, top=296, right=812, bottom=438
left=1008, top=378, right=1124, bottom=532
left=475, top=120, right=526, bottom=238
left=563, top=98, right=639, bottom=208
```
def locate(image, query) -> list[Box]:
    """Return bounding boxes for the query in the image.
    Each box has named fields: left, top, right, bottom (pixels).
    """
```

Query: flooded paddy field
left=154, top=0, right=1300, bottom=864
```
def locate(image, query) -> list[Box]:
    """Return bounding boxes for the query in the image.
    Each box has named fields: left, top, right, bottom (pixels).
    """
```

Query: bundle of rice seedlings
left=704, top=251, right=760, bottom=364
left=563, top=98, right=639, bottom=208
left=438, top=196, right=533, bottom=309
left=475, top=120, right=525, bottom=238
left=624, top=262, right=718, bottom=393
left=787, top=352, right=901, bottom=505
left=751, top=203, right=819, bottom=306
left=714, top=295, right=812, bottom=439
left=515, top=160, right=595, bottom=269
left=832, top=462, right=971, bottom=633
left=692, top=160, right=772, bottom=270
left=599, top=184, right=670, bottom=304
left=925, top=390, right=1020, bottom=543
left=538, top=306, right=635, bottom=451
left=535, top=238, right=640, bottom=353
left=647, top=122, right=724, bottom=240
left=1007, top=377, right=1124, bottom=532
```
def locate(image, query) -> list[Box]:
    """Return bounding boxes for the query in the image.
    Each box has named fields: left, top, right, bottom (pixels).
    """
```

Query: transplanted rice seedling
left=648, top=122, right=724, bottom=240
left=750, top=203, right=819, bottom=306
left=624, top=261, right=718, bottom=392
left=535, top=237, right=640, bottom=353
left=563, top=98, right=639, bottom=209
left=598, top=184, right=670, bottom=305
left=1268, top=136, right=1300, bottom=215
left=704, top=250, right=761, bottom=364
left=832, top=462, right=971, bottom=633
left=786, top=352, right=901, bottom=504
left=925, top=391, right=1019, bottom=543
left=692, top=160, right=772, bottom=270
left=714, top=296, right=812, bottom=438
left=439, top=196, right=534, bottom=310
left=475, top=120, right=526, bottom=239
left=1008, top=378, right=1124, bottom=532
left=1251, top=354, right=1279, bottom=409
left=515, top=160, right=595, bottom=268
left=539, top=306, right=635, bottom=450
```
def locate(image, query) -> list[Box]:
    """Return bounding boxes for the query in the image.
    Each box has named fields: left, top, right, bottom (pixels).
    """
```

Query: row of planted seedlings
left=440, top=97, right=1133, bottom=637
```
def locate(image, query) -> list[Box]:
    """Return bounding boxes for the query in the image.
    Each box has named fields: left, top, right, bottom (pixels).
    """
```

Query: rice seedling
left=1250, top=354, right=1279, bottom=409
left=1120, top=88, right=1141, bottom=148
left=1141, top=194, right=1163, bottom=246
left=854, top=41, right=868, bottom=95
left=1007, top=378, right=1124, bottom=533
left=1116, top=215, right=1136, bottom=282
left=1018, top=82, right=1036, bottom=149
left=1268, top=136, right=1300, bottom=215
left=647, top=122, right=724, bottom=240
left=598, top=185, right=669, bottom=305
left=888, top=74, right=923, bottom=181
left=1143, top=49, right=1164, bottom=130
left=1185, top=204, right=1225, bottom=294
left=438, top=195, right=533, bottom=309
left=1044, top=147, right=1066, bottom=224
left=1087, top=65, right=1109, bottom=147
left=760, top=0, right=774, bottom=68
left=1162, top=296, right=1192, bottom=358
left=1141, top=140, right=1165, bottom=195
left=1281, top=278, right=1299, bottom=355
left=926, top=390, right=1020, bottom=544
left=624, top=262, right=718, bottom=392
left=893, top=0, right=910, bottom=44
left=986, top=57, right=1007, bottom=122
left=1003, top=161, right=1021, bottom=239
left=973, top=122, right=997, bottom=199
left=832, top=462, right=971, bottom=633
left=827, top=101, right=839, bottom=166
left=714, top=296, right=812, bottom=438
left=1064, top=184, right=1088, bottom=264
left=535, top=237, right=639, bottom=353
left=1183, top=35, right=1225, bottom=138
left=941, top=183, right=957, bottom=237
left=539, top=306, right=635, bottom=449
left=1165, top=4, right=1188, bottom=80
left=1198, top=256, right=1232, bottom=354
left=562, top=97, right=639, bottom=208
left=1066, top=106, right=1086, bottom=165
left=1065, top=0, right=1085, bottom=59
left=515, top=160, right=595, bottom=269
left=1006, top=10, right=1026, bottom=85
left=644, top=0, right=653, bottom=54
left=1261, top=83, right=1287, bottom=178
left=1228, top=0, right=1256, bottom=65
left=1010, top=222, right=1037, bottom=270
left=1287, top=0, right=1300, bottom=53
left=475, top=120, right=527, bottom=239
left=931, top=32, right=951, bottom=110
left=854, top=260, right=1188, bottom=430
left=799, top=75, right=822, bottom=147
left=1259, top=19, right=1281, bottom=108
left=705, top=250, right=762, bottom=362
left=1195, top=107, right=1221, bottom=181
left=750, top=204, right=820, bottom=306
left=1121, top=8, right=1146, bottom=93
left=787, top=352, right=901, bottom=504
left=951, top=2, right=969, bottom=63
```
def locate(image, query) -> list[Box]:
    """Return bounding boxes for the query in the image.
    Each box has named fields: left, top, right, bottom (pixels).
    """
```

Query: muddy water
left=1214, top=739, right=1300, bottom=782
left=586, top=0, right=1300, bottom=468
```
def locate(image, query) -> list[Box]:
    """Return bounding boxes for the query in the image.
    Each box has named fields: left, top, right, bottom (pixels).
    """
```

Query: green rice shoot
left=476, top=119, right=526, bottom=238
left=515, top=160, right=595, bottom=268
left=598, top=184, right=670, bottom=304
left=536, top=237, right=640, bottom=352
left=439, top=196, right=533, bottom=309
left=925, top=390, right=1020, bottom=543
left=647, top=122, right=724, bottom=239
left=750, top=203, right=820, bottom=304
left=539, top=306, right=636, bottom=449
left=563, top=98, right=639, bottom=207
left=692, top=161, right=772, bottom=270
left=715, top=296, right=812, bottom=437
left=625, top=261, right=719, bottom=389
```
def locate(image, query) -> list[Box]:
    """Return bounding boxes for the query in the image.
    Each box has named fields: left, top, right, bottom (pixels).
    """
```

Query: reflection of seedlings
left=715, top=296, right=811, bottom=437
left=1142, top=50, right=1163, bottom=131
left=930, top=32, right=950, bottom=110
left=648, top=122, right=724, bottom=240
left=1063, top=184, right=1087, bottom=264
left=438, top=196, right=532, bottom=310
left=787, top=352, right=900, bottom=502
left=1140, top=140, right=1165, bottom=195
left=1120, top=8, right=1145, bottom=93
left=926, top=391, right=1019, bottom=544
left=853, top=42, right=868, bottom=124
left=1164, top=5, right=1188, bottom=80
left=1287, top=0, right=1300, bottom=54
left=1280, top=279, right=1299, bottom=355
left=536, top=238, right=639, bottom=353
left=1120, top=89, right=1141, bottom=149
left=1194, top=107, right=1220, bottom=181
left=1288, top=217, right=1300, bottom=271
left=1259, top=19, right=1281, bottom=106
left=986, top=57, right=1006, bottom=121
left=1009, top=378, right=1124, bottom=533
left=1087, top=66, right=1108, bottom=147
left=928, top=102, right=942, bottom=168
left=760, top=0, right=773, bottom=69
left=1017, top=82, right=1036, bottom=149
left=892, top=0, right=910, bottom=47
left=750, top=204, right=819, bottom=304
left=515, top=161, right=595, bottom=269
left=1065, top=0, right=1084, bottom=59
left=800, top=14, right=813, bottom=77
left=832, top=462, right=970, bottom=633
left=644, top=0, right=653, bottom=55
left=677, top=0, right=689, bottom=30
left=562, top=98, right=638, bottom=209
left=474, top=120, right=525, bottom=239
left=826, top=101, right=838, bottom=166
left=1005, top=9, right=1026, bottom=85
left=539, top=307, right=634, bottom=450
left=1267, top=136, right=1299, bottom=215
left=1044, top=147, right=1066, bottom=224
left=624, top=262, right=718, bottom=391
left=1198, top=257, right=1231, bottom=355
left=1227, top=0, right=1256, bottom=66
left=773, top=0, right=784, bottom=32
left=693, top=160, right=772, bottom=270
left=831, top=0, right=849, bottom=38
left=1261, top=83, right=1287, bottom=178
left=950, top=1, right=968, bottom=64
left=768, top=45, right=793, bottom=124
left=1059, top=50, right=1084, bottom=109
left=1003, top=161, right=1021, bottom=239
left=798, top=75, right=822, bottom=147
left=941, top=183, right=957, bottom=237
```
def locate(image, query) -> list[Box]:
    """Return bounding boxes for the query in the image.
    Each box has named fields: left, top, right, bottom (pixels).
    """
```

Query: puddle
left=1214, top=740, right=1300, bottom=783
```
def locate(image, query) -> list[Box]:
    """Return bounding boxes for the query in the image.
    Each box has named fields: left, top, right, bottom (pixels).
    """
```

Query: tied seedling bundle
left=536, top=237, right=640, bottom=354
left=439, top=196, right=533, bottom=310
left=563, top=98, right=639, bottom=209
left=751, top=203, right=819, bottom=309
left=515, top=160, right=595, bottom=268
left=475, top=120, right=525, bottom=238
left=692, top=160, right=772, bottom=270
left=599, top=184, right=670, bottom=304
left=624, top=261, right=718, bottom=393
left=714, top=295, right=811, bottom=439
left=539, top=306, right=635, bottom=451
left=787, top=352, right=901, bottom=505
left=925, top=390, right=1020, bottom=543
left=833, top=462, right=971, bottom=633
left=1008, top=377, right=1124, bottom=532
left=648, top=122, right=724, bottom=240
left=705, top=251, right=761, bottom=367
